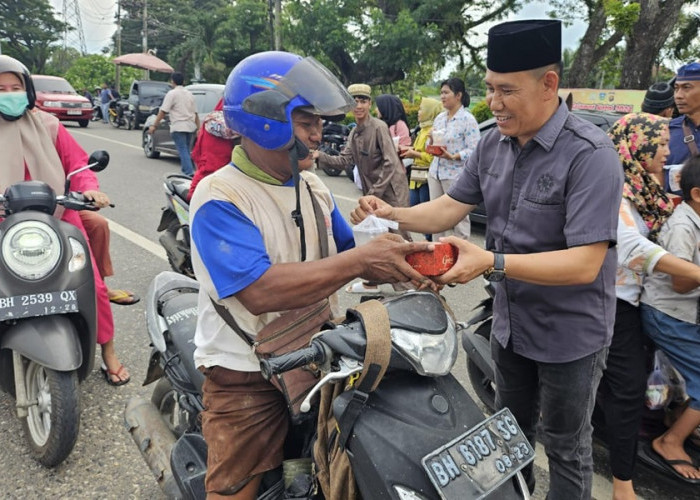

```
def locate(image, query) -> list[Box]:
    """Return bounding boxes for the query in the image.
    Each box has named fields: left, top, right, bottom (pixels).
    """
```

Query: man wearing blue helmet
left=188, top=51, right=434, bottom=499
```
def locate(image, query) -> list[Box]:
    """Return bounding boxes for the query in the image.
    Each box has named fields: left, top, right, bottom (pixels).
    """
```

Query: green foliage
left=403, top=100, right=420, bottom=129
left=63, top=55, right=141, bottom=96
left=0, top=0, right=68, bottom=73
left=603, top=0, right=640, bottom=32
left=471, top=100, right=493, bottom=124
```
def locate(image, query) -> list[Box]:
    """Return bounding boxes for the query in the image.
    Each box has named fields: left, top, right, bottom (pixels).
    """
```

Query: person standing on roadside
left=350, top=20, right=623, bottom=498
left=668, top=62, right=700, bottom=165
left=313, top=84, right=408, bottom=208
left=148, top=72, right=200, bottom=176
left=99, top=82, right=113, bottom=124
left=428, top=77, right=479, bottom=240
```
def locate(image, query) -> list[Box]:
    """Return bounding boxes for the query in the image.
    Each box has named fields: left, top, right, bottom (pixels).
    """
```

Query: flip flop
left=108, top=289, right=140, bottom=306
left=647, top=442, right=700, bottom=483
left=100, top=363, right=131, bottom=387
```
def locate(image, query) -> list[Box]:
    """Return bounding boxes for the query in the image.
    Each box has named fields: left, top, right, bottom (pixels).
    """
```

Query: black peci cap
left=487, top=19, right=562, bottom=73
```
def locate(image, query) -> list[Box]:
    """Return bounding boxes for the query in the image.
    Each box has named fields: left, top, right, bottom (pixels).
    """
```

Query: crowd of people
left=2, top=15, right=700, bottom=500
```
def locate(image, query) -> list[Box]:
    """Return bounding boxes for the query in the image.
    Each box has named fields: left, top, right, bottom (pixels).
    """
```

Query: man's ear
left=690, top=186, right=700, bottom=203
left=542, top=71, right=559, bottom=101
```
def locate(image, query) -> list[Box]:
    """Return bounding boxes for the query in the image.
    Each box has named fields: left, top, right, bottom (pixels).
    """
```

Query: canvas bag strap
left=682, top=120, right=699, bottom=157
left=210, top=299, right=254, bottom=346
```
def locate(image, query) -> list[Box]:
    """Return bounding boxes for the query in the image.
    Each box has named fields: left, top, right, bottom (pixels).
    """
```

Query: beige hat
left=347, top=83, right=371, bottom=98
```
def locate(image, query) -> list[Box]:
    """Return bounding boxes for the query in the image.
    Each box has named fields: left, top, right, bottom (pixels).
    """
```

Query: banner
left=559, top=88, right=646, bottom=114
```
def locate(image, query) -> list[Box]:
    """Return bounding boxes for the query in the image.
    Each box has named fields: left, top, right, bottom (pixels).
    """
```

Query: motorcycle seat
left=165, top=176, right=193, bottom=204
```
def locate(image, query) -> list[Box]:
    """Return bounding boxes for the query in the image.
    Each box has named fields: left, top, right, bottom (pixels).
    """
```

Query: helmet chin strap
left=289, top=136, right=309, bottom=261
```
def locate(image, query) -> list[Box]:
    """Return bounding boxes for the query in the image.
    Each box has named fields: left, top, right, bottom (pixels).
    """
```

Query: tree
left=619, top=0, right=689, bottom=89
left=283, top=0, right=521, bottom=86
left=0, top=0, right=68, bottom=73
left=63, top=54, right=141, bottom=96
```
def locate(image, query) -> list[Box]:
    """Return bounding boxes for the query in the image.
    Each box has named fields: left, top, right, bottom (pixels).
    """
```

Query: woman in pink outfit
left=0, top=55, right=129, bottom=386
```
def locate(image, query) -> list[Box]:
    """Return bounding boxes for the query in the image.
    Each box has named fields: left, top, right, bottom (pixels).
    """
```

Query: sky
left=52, top=1, right=586, bottom=56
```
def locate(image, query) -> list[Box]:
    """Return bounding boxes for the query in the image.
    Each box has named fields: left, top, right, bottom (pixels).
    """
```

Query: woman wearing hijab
left=0, top=55, right=130, bottom=386
left=399, top=97, right=442, bottom=240
left=603, top=112, right=700, bottom=497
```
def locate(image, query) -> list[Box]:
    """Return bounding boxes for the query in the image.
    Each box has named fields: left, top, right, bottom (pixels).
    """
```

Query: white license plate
left=0, top=291, right=79, bottom=321
left=422, top=408, right=534, bottom=500
left=67, top=110, right=83, bottom=115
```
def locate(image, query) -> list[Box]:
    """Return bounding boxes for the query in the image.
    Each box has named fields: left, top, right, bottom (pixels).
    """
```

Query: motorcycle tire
left=109, top=112, right=121, bottom=128
left=466, top=320, right=497, bottom=414
left=151, top=378, right=190, bottom=437
left=20, top=359, right=80, bottom=467
left=322, top=166, right=342, bottom=177
left=126, top=114, right=134, bottom=130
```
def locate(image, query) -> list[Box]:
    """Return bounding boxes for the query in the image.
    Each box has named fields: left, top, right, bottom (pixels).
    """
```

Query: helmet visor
left=279, top=57, right=355, bottom=118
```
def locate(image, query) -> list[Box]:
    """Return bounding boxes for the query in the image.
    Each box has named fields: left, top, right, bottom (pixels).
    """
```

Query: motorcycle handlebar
left=259, top=342, right=326, bottom=381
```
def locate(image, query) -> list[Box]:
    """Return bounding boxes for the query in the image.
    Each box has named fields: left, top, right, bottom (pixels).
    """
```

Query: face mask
left=0, top=91, right=29, bottom=118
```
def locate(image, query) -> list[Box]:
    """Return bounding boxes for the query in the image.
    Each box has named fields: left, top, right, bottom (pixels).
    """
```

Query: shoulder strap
left=682, top=120, right=699, bottom=157
left=304, top=179, right=330, bottom=258
left=210, top=299, right=254, bottom=346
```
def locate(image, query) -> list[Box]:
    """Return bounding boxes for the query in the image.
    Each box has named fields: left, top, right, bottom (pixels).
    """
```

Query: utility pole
left=142, top=0, right=149, bottom=79
left=274, top=0, right=281, bottom=50
left=116, top=0, right=122, bottom=92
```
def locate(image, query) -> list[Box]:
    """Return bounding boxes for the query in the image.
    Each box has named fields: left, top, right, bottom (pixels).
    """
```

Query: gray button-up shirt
left=449, top=100, right=623, bottom=362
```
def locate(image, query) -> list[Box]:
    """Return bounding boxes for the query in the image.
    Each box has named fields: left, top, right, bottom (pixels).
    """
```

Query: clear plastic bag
left=352, top=215, right=398, bottom=247
left=645, top=350, right=675, bottom=410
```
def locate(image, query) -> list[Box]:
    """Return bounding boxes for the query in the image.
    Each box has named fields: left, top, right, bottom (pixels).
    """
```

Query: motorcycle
left=91, top=98, right=102, bottom=122
left=0, top=151, right=110, bottom=467
left=125, top=271, right=533, bottom=499
left=318, top=121, right=353, bottom=180
left=156, top=174, right=193, bottom=278
left=462, top=282, right=700, bottom=487
left=108, top=99, right=136, bottom=130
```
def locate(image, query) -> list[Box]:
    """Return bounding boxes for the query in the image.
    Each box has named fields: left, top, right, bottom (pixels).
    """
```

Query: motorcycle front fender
left=157, top=207, right=178, bottom=232
left=462, top=328, right=494, bottom=382
left=1, top=316, right=82, bottom=371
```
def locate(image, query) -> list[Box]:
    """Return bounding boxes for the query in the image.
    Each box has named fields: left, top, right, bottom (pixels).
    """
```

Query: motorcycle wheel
left=109, top=111, right=121, bottom=128
left=466, top=320, right=497, bottom=414
left=20, top=359, right=80, bottom=467
left=151, top=378, right=189, bottom=437
left=322, top=166, right=342, bottom=177
left=126, top=114, right=134, bottom=130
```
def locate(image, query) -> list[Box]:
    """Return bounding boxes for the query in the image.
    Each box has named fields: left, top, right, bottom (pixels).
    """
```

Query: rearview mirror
left=88, top=150, right=110, bottom=172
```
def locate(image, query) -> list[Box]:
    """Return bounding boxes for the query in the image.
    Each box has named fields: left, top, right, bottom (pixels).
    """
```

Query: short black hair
left=680, top=155, right=700, bottom=201
left=440, top=77, right=470, bottom=108
left=171, top=72, right=184, bottom=86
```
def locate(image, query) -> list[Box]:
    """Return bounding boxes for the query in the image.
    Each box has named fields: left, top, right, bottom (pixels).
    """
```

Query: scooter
left=108, top=99, right=135, bottom=130
left=156, top=174, right=193, bottom=278
left=126, top=271, right=533, bottom=499
left=0, top=151, right=110, bottom=467
left=318, top=120, right=353, bottom=179
left=91, top=98, right=102, bottom=122
left=462, top=281, right=700, bottom=487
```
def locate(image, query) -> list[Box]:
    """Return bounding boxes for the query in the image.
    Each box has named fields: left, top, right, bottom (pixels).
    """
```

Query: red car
left=31, top=75, right=92, bottom=128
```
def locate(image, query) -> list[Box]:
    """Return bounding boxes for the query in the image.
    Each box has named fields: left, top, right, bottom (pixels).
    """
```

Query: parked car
left=469, top=109, right=622, bottom=226
left=31, top=75, right=93, bottom=128
left=143, top=83, right=225, bottom=159
left=126, top=80, right=172, bottom=129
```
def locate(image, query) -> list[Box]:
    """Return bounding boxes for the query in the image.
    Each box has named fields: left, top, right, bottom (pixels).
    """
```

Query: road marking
left=72, top=129, right=144, bottom=151
left=107, top=217, right=167, bottom=261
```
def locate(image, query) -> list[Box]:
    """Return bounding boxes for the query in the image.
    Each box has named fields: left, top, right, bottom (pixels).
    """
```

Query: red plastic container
left=425, top=144, right=444, bottom=156
left=405, top=242, right=457, bottom=276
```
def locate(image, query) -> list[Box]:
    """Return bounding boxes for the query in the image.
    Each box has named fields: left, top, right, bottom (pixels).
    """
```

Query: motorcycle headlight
left=390, top=315, right=457, bottom=377
left=1, top=221, right=61, bottom=280
left=68, top=237, right=87, bottom=272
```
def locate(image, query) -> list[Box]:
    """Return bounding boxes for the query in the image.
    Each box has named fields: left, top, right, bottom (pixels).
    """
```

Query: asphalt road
left=0, top=121, right=697, bottom=499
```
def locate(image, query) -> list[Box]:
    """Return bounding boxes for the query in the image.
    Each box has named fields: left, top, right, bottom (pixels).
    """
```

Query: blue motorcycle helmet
left=223, top=51, right=354, bottom=151
left=0, top=55, right=36, bottom=121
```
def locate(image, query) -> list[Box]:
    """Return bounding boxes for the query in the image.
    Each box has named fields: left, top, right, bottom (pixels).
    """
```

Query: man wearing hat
left=350, top=19, right=623, bottom=498
left=668, top=62, right=700, bottom=165
left=313, top=83, right=409, bottom=210
left=642, top=81, right=676, bottom=117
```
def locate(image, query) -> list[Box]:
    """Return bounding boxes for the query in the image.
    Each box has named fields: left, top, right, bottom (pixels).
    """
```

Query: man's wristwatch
left=483, top=252, right=506, bottom=282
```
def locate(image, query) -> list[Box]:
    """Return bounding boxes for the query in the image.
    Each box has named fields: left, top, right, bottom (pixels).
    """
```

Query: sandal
left=100, top=363, right=131, bottom=386
left=108, top=289, right=140, bottom=306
